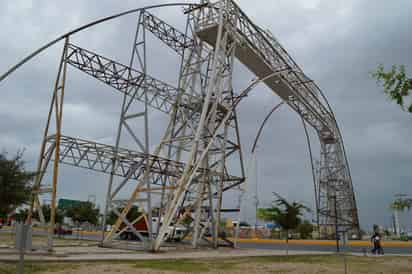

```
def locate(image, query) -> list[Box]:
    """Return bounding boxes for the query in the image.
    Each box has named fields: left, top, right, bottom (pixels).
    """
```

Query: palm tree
left=390, top=198, right=412, bottom=237
left=257, top=193, right=310, bottom=254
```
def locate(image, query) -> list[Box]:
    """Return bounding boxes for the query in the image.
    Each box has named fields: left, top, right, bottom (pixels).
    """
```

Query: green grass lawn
left=1, top=255, right=412, bottom=274
left=0, top=263, right=79, bottom=274
left=0, top=231, right=97, bottom=247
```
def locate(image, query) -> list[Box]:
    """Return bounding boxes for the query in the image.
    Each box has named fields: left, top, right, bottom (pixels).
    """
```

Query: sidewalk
left=236, top=238, right=412, bottom=247
left=0, top=247, right=332, bottom=262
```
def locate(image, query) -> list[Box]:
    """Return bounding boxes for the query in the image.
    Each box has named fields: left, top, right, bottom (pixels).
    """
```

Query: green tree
left=13, top=208, right=30, bottom=223
left=257, top=193, right=310, bottom=254
left=106, top=205, right=141, bottom=225
left=391, top=198, right=412, bottom=211
left=0, top=151, right=35, bottom=218
left=372, top=64, right=412, bottom=112
left=14, top=205, right=64, bottom=224
left=15, top=204, right=63, bottom=223
left=65, top=202, right=100, bottom=225
left=38, top=204, right=64, bottom=224
left=297, top=220, right=314, bottom=239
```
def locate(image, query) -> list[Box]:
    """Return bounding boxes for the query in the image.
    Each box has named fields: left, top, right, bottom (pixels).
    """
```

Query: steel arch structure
left=1, top=0, right=359, bottom=251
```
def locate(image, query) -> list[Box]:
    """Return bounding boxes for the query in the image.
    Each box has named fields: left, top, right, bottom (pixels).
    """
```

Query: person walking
left=371, top=231, right=384, bottom=255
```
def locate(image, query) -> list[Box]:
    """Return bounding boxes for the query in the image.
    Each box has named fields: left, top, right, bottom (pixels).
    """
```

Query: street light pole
left=250, top=102, right=284, bottom=236
left=333, top=195, right=340, bottom=252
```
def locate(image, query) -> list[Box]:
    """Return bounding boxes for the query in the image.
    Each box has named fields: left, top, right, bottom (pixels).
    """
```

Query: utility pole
left=252, top=151, right=259, bottom=234
left=333, top=195, right=340, bottom=253
left=250, top=102, right=283, bottom=236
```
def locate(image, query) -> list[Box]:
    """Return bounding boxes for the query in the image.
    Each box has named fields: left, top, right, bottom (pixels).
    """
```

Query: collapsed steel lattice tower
left=9, top=0, right=360, bottom=251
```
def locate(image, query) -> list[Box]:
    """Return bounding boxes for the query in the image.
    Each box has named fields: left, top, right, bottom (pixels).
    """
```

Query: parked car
left=54, top=226, right=73, bottom=235
left=119, top=217, right=187, bottom=242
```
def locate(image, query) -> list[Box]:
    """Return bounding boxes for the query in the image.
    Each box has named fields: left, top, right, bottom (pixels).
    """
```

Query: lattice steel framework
left=0, top=0, right=359, bottom=251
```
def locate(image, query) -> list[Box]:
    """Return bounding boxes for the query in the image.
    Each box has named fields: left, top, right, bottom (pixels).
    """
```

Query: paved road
left=2, top=229, right=411, bottom=255
left=238, top=242, right=412, bottom=255
left=51, top=233, right=412, bottom=255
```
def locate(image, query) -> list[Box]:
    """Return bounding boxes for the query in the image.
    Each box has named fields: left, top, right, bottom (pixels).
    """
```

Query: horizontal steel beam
left=142, top=11, right=194, bottom=56
left=66, top=44, right=224, bottom=120
left=66, top=43, right=180, bottom=113
left=46, top=134, right=243, bottom=184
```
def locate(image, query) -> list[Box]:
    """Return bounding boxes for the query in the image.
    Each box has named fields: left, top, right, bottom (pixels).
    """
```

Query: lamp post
left=332, top=195, right=339, bottom=253
left=250, top=102, right=284, bottom=236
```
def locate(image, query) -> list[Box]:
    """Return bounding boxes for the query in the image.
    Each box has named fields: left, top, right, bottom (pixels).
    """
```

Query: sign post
left=16, top=223, right=30, bottom=274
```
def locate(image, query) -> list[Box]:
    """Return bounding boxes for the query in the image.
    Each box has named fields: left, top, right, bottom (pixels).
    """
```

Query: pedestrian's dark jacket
left=371, top=232, right=381, bottom=244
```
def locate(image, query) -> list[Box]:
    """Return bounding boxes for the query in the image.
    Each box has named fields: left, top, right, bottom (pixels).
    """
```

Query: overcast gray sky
left=1, top=0, right=412, bottom=231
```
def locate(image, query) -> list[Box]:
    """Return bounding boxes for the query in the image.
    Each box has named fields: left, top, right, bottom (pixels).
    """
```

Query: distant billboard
left=58, top=198, right=89, bottom=210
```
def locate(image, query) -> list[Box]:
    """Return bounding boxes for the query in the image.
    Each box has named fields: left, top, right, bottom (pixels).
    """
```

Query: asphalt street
left=237, top=242, right=412, bottom=255
left=2, top=229, right=411, bottom=255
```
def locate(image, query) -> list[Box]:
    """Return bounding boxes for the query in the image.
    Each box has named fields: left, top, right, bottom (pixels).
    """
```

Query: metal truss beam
left=45, top=134, right=243, bottom=184
left=15, top=0, right=359, bottom=252
left=196, top=0, right=359, bottom=235
left=66, top=43, right=182, bottom=113
left=142, top=11, right=195, bottom=56
left=0, top=3, right=202, bottom=83
left=197, top=3, right=333, bottom=135
left=66, top=43, right=224, bottom=119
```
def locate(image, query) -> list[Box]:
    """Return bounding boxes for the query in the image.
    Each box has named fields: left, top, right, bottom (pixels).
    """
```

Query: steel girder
left=65, top=43, right=241, bottom=174
left=195, top=0, right=359, bottom=235
left=142, top=11, right=195, bottom=56
left=43, top=134, right=242, bottom=184
left=66, top=43, right=180, bottom=114
left=89, top=7, right=244, bottom=250
left=27, top=38, right=70, bottom=250
left=152, top=6, right=242, bottom=249
left=63, top=13, right=244, bottom=248
left=24, top=1, right=241, bottom=251
left=27, top=0, right=359, bottom=251
left=65, top=43, right=229, bottom=125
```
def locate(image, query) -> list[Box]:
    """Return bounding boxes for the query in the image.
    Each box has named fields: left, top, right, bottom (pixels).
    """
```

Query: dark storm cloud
left=1, top=0, right=411, bottom=229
